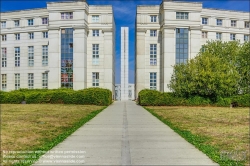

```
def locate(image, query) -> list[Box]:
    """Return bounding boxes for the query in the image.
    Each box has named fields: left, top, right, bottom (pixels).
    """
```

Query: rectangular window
left=244, top=35, right=249, bottom=41
left=150, top=30, right=157, bottom=37
left=42, top=17, right=48, bottom=24
left=216, top=32, right=222, bottom=40
left=15, top=73, right=20, bottom=90
left=245, top=21, right=249, bottom=28
left=202, top=18, right=208, bottom=25
left=42, top=45, right=48, bottom=66
left=231, top=20, right=237, bottom=27
left=28, top=46, right=34, bottom=67
left=29, top=33, right=34, bottom=39
left=15, top=47, right=20, bottom=67
left=176, top=12, right=188, bottom=19
left=15, top=33, right=20, bottom=40
left=150, top=72, right=157, bottom=90
left=42, top=73, right=48, bottom=89
left=176, top=28, right=189, bottom=64
left=216, top=19, right=222, bottom=26
left=92, top=72, right=99, bottom=87
left=92, top=44, right=99, bottom=65
left=28, top=19, right=33, bottom=26
left=230, top=34, right=236, bottom=40
left=2, top=35, right=6, bottom=41
left=1, top=21, right=6, bottom=28
left=150, top=44, right=157, bottom=65
left=150, top=15, right=157, bottom=22
left=61, top=12, right=73, bottom=19
left=1, top=48, right=7, bottom=67
left=43, top=31, right=48, bottom=38
left=1, top=74, right=7, bottom=91
left=92, top=15, right=99, bottom=22
left=202, top=31, right=208, bottom=38
left=28, top=73, right=34, bottom=89
left=14, top=20, right=19, bottom=27
left=93, top=30, right=99, bottom=37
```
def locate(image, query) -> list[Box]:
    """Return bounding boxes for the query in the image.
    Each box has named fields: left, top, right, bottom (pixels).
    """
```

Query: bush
left=138, top=89, right=249, bottom=107
left=1, top=88, right=112, bottom=106
left=0, top=91, right=25, bottom=104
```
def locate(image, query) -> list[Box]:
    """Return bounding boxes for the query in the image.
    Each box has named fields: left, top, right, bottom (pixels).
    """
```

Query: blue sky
left=1, top=0, right=249, bottom=84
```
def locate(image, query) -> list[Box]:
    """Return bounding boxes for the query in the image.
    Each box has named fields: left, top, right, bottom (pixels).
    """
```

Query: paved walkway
left=33, top=101, right=218, bottom=165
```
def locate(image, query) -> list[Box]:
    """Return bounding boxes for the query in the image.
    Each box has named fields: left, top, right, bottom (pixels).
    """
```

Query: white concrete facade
left=120, top=27, right=129, bottom=100
left=0, top=1, right=115, bottom=96
left=135, top=0, right=250, bottom=98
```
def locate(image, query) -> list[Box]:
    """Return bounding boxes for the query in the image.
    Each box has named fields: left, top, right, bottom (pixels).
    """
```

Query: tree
left=168, top=40, right=249, bottom=100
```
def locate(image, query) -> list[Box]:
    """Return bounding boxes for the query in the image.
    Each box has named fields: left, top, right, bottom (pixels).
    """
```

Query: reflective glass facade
left=176, top=28, right=188, bottom=64
left=61, top=28, right=73, bottom=88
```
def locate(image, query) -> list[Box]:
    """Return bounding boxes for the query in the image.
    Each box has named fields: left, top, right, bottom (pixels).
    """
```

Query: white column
left=121, top=27, right=129, bottom=100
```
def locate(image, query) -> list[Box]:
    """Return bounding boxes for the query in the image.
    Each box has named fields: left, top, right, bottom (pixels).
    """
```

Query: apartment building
left=135, top=0, right=249, bottom=97
left=0, top=1, right=115, bottom=94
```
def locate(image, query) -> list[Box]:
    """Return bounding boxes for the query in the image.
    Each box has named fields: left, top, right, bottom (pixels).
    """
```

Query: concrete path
left=33, top=101, right=218, bottom=165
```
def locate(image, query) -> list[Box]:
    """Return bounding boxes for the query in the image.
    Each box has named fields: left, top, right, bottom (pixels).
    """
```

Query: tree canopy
left=168, top=40, right=250, bottom=100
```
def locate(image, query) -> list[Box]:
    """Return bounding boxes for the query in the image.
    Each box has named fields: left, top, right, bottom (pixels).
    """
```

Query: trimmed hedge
left=138, top=89, right=249, bottom=107
left=0, top=88, right=112, bottom=106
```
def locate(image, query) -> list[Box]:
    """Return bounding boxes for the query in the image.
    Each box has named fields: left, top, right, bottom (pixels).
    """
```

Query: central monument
left=121, top=27, right=129, bottom=100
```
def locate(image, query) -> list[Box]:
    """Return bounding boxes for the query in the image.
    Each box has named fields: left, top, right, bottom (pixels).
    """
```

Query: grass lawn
left=1, top=104, right=106, bottom=166
left=145, top=106, right=249, bottom=166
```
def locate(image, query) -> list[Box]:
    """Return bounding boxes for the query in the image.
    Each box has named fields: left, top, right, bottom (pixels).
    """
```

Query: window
left=15, top=73, right=20, bottom=90
left=93, top=30, right=99, bottom=37
left=28, top=19, right=33, bottom=26
left=245, top=21, right=249, bottom=28
left=15, top=33, right=20, bottom=40
left=42, top=17, right=48, bottom=24
left=202, top=18, right=208, bottom=25
left=230, top=34, right=236, bottom=40
left=92, top=15, right=99, bottom=22
left=1, top=48, right=7, bottom=67
left=92, top=72, right=99, bottom=87
left=244, top=35, right=249, bottom=41
left=202, top=31, right=207, bottom=38
left=150, top=73, right=157, bottom=90
left=28, top=46, right=34, bottom=67
left=231, top=20, right=237, bottom=27
left=61, top=12, right=73, bottom=19
left=15, top=47, right=20, bottom=67
left=176, top=28, right=189, bottom=64
left=28, top=73, right=34, bottom=89
left=43, top=31, right=48, bottom=38
left=176, top=12, right=188, bottom=19
left=216, top=19, right=222, bottom=26
left=2, top=35, right=6, bottom=41
left=1, top=21, right=6, bottom=28
left=150, top=30, right=157, bottom=37
left=29, top=32, right=34, bottom=39
left=216, top=32, right=222, bottom=40
left=150, top=15, right=157, bottom=22
left=42, top=45, right=48, bottom=66
left=150, top=44, right=157, bottom=65
left=128, top=90, right=132, bottom=98
left=92, top=44, right=99, bottom=65
left=1, top=74, right=7, bottom=91
left=14, top=20, right=19, bottom=27
left=42, top=73, right=48, bottom=89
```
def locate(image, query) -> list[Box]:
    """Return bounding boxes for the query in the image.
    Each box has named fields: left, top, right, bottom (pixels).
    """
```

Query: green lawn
left=1, top=104, right=105, bottom=166
left=145, top=106, right=249, bottom=166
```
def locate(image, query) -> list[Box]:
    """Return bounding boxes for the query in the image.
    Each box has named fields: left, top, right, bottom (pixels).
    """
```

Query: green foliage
left=0, top=88, right=112, bottom=106
left=0, top=91, right=24, bottom=104
left=138, top=89, right=249, bottom=107
left=169, top=40, right=250, bottom=100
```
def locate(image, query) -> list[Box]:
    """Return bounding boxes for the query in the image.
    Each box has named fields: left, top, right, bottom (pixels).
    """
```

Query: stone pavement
left=33, top=100, right=218, bottom=165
